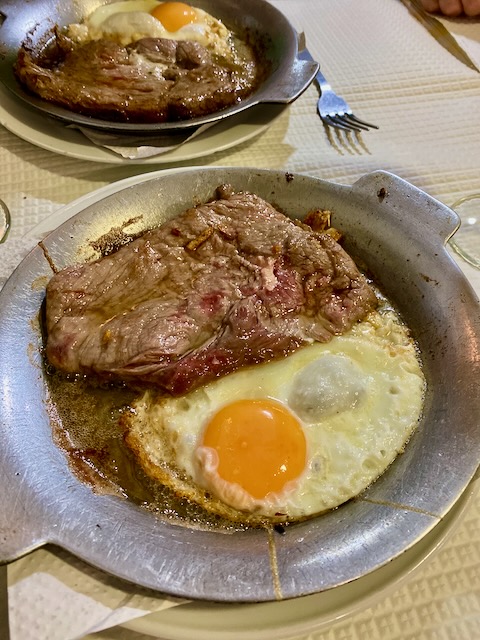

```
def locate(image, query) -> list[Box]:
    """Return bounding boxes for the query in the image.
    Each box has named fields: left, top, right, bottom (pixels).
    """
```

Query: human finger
left=438, top=0, right=465, bottom=16
left=419, top=0, right=441, bottom=11
left=462, top=0, right=480, bottom=16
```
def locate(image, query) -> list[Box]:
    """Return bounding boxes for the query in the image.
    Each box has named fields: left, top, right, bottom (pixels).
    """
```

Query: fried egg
left=67, top=0, right=234, bottom=59
left=123, top=308, right=426, bottom=522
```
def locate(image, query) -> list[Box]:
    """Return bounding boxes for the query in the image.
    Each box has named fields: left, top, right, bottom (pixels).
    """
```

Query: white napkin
left=8, top=548, right=186, bottom=640
left=72, top=122, right=215, bottom=159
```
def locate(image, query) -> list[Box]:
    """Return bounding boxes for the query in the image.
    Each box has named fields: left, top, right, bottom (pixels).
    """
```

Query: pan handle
left=256, top=58, right=319, bottom=105
left=0, top=463, right=47, bottom=564
left=350, top=170, right=460, bottom=243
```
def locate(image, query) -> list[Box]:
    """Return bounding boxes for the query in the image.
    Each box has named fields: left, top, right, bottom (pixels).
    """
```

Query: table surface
left=1, top=1, right=479, bottom=639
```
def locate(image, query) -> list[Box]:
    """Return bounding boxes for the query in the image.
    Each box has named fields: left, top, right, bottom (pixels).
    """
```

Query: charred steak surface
left=45, top=186, right=378, bottom=395
left=15, top=32, right=263, bottom=123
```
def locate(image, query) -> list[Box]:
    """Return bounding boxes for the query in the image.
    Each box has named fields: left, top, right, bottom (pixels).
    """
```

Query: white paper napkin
left=72, top=122, right=215, bottom=159
left=8, top=548, right=186, bottom=640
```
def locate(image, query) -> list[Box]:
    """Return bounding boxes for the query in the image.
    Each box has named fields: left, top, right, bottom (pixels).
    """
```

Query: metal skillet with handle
left=0, top=168, right=478, bottom=603
left=0, top=0, right=319, bottom=135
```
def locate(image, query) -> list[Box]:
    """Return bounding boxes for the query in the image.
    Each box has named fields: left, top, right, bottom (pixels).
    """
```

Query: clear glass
left=449, top=193, right=480, bottom=270
left=0, top=199, right=10, bottom=243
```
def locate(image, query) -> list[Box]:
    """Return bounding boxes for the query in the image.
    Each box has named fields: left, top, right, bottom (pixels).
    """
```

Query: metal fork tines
left=315, top=70, right=378, bottom=132
left=298, top=47, right=378, bottom=133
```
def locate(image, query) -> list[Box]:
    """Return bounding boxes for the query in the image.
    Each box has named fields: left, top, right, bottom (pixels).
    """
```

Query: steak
left=45, top=186, right=378, bottom=395
left=15, top=32, right=262, bottom=123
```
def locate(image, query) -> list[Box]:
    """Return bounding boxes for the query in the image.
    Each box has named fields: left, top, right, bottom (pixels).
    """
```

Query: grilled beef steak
left=45, top=186, right=378, bottom=395
left=15, top=32, right=262, bottom=123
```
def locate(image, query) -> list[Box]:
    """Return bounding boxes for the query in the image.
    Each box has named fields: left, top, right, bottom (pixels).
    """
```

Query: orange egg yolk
left=201, top=399, right=306, bottom=500
left=150, top=2, right=198, bottom=32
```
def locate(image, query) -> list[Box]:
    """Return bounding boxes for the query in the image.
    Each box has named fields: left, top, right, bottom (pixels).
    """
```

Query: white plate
left=0, top=84, right=286, bottom=165
left=122, top=474, right=479, bottom=640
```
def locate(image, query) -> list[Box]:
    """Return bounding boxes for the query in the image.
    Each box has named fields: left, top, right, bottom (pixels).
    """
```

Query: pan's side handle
left=350, top=170, right=460, bottom=244
left=256, top=58, right=319, bottom=104
left=0, top=461, right=48, bottom=564
left=0, top=261, right=52, bottom=564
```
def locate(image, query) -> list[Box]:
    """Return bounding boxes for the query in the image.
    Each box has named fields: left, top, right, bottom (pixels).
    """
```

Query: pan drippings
left=44, top=366, right=253, bottom=533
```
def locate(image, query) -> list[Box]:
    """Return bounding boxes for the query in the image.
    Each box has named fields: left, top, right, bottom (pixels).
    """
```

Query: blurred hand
left=420, top=0, right=480, bottom=16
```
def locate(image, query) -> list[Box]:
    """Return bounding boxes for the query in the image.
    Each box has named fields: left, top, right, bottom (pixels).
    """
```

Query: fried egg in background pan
left=67, top=0, right=235, bottom=59
left=123, top=308, right=426, bottom=523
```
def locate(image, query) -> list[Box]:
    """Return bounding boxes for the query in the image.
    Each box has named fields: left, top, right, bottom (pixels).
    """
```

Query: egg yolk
left=202, top=399, right=306, bottom=499
left=150, top=2, right=198, bottom=32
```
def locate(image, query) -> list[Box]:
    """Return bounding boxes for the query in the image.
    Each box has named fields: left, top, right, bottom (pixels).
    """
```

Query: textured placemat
left=1, top=0, right=479, bottom=637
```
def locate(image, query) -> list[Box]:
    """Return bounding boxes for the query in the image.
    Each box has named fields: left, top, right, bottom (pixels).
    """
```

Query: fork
left=298, top=48, right=378, bottom=133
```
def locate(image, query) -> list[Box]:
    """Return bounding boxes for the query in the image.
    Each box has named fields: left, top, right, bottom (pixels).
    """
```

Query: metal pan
left=0, top=0, right=318, bottom=134
left=0, top=168, right=479, bottom=603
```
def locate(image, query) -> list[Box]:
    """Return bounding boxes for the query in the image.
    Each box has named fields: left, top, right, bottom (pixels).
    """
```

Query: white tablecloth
left=1, top=1, right=479, bottom=638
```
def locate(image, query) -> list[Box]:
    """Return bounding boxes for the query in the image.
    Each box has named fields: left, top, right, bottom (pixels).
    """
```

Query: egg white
left=123, top=308, right=426, bottom=522
left=67, top=1, right=234, bottom=59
